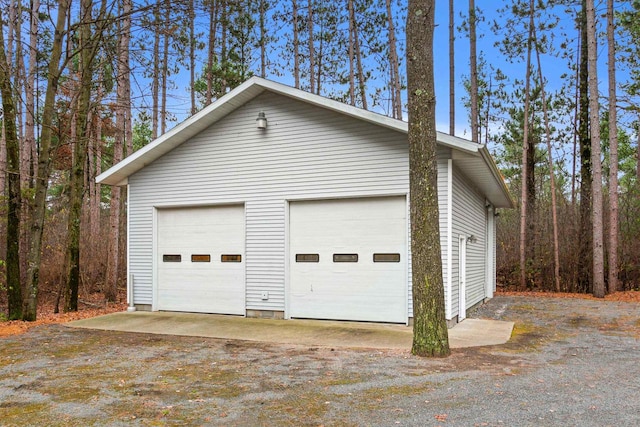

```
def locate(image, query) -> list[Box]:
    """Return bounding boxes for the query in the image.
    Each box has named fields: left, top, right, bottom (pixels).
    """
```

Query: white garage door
left=157, top=205, right=245, bottom=314
left=290, top=197, right=407, bottom=323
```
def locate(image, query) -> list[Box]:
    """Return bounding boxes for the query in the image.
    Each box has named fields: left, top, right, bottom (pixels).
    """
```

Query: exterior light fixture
left=467, top=235, right=477, bottom=244
left=256, top=111, right=268, bottom=129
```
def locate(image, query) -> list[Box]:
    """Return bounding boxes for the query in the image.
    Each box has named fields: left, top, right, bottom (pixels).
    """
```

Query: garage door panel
left=157, top=205, right=245, bottom=315
left=290, top=197, right=406, bottom=323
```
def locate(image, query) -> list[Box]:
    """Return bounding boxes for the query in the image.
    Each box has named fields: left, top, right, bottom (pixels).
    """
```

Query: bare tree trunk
left=13, top=0, right=30, bottom=291
left=23, top=0, right=40, bottom=255
left=105, top=0, right=131, bottom=303
left=407, top=0, right=450, bottom=358
left=347, top=0, right=355, bottom=105
left=293, top=0, right=300, bottom=88
left=151, top=2, right=160, bottom=139
left=534, top=31, right=561, bottom=292
left=386, top=0, right=402, bottom=119
left=352, top=6, right=367, bottom=110
left=88, top=108, right=97, bottom=234
left=0, top=119, right=5, bottom=195
left=585, top=0, right=605, bottom=298
left=23, top=0, right=71, bottom=321
left=90, top=104, right=102, bottom=239
left=206, top=0, right=218, bottom=106
left=519, top=0, right=535, bottom=291
left=189, top=0, right=196, bottom=115
left=23, top=0, right=39, bottom=192
left=219, top=0, right=227, bottom=97
left=468, top=0, right=479, bottom=142
left=578, top=0, right=593, bottom=293
left=571, top=33, right=580, bottom=207
left=606, top=0, right=619, bottom=293
left=65, top=0, right=108, bottom=312
left=6, top=0, right=16, bottom=63
left=160, top=0, right=170, bottom=135
left=0, top=22, right=23, bottom=320
left=449, top=0, right=455, bottom=135
left=637, top=120, right=640, bottom=183
left=308, top=0, right=315, bottom=93
left=259, top=0, right=266, bottom=78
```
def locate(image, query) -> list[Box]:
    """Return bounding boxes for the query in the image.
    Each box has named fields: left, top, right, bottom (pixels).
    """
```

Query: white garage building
left=97, top=77, right=513, bottom=325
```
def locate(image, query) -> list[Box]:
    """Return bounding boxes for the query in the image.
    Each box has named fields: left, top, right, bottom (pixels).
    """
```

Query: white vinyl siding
left=245, top=200, right=285, bottom=309
left=439, top=158, right=452, bottom=319
left=406, top=148, right=451, bottom=319
left=451, top=166, right=487, bottom=316
left=128, top=91, right=411, bottom=311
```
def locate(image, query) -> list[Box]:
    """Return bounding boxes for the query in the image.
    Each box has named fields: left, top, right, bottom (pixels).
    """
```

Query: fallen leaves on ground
left=497, top=289, right=640, bottom=303
left=0, top=291, right=127, bottom=338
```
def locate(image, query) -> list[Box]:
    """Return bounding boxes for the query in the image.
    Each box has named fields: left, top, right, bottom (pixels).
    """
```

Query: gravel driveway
left=1, top=295, right=638, bottom=426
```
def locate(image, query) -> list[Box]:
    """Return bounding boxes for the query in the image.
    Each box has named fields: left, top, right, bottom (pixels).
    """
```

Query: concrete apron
left=67, top=312, right=514, bottom=350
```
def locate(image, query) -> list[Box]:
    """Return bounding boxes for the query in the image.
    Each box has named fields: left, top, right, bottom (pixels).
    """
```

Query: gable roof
left=97, top=76, right=513, bottom=208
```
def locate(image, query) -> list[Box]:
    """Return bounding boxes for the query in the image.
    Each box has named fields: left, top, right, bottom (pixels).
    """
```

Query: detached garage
left=97, top=77, right=513, bottom=325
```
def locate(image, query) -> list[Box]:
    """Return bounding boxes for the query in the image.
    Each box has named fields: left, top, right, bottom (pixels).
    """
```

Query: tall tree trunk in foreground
left=468, top=0, right=479, bottom=142
left=519, top=0, right=535, bottom=291
left=407, top=0, right=450, bottom=358
left=0, top=21, right=23, bottom=320
left=578, top=1, right=593, bottom=293
left=585, top=0, right=605, bottom=298
left=606, top=0, right=619, bottom=293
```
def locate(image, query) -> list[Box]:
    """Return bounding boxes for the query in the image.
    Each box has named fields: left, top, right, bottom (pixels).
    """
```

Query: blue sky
left=160, top=1, right=630, bottom=144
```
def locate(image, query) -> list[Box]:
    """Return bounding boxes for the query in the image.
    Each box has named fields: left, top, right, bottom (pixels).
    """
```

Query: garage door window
left=163, top=254, right=182, bottom=262
left=296, top=254, right=319, bottom=262
left=191, top=254, right=211, bottom=262
left=373, top=253, right=401, bottom=262
left=221, top=254, right=242, bottom=262
left=333, top=254, right=358, bottom=263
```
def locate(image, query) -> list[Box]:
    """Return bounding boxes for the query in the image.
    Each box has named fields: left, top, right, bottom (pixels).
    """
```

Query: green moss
left=0, top=402, right=59, bottom=426
left=500, top=322, right=550, bottom=353
left=318, top=373, right=367, bottom=387
left=154, top=362, right=247, bottom=399
left=255, top=391, right=332, bottom=426
left=359, top=383, right=434, bottom=402
left=38, top=383, right=101, bottom=403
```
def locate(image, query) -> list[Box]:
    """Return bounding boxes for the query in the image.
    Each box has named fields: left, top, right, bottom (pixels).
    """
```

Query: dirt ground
left=1, top=294, right=639, bottom=426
